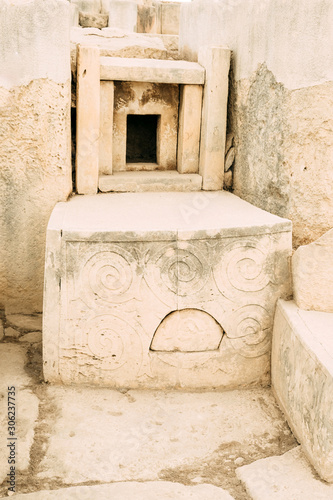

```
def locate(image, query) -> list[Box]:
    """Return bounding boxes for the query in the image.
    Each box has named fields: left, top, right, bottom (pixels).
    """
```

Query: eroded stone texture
left=43, top=191, right=291, bottom=389
left=233, top=67, right=333, bottom=247
left=272, top=300, right=333, bottom=482
left=79, top=11, right=109, bottom=28
left=0, top=0, right=71, bottom=314
left=292, top=229, right=333, bottom=312
left=0, top=79, right=72, bottom=314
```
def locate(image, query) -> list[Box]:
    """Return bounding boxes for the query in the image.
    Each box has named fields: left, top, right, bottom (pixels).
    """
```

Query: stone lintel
left=100, top=56, right=205, bottom=84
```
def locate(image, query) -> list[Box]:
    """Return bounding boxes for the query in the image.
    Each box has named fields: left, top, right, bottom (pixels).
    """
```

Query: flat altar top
left=49, top=191, right=291, bottom=241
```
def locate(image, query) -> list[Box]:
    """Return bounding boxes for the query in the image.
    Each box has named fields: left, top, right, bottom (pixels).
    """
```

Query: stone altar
left=43, top=191, right=292, bottom=389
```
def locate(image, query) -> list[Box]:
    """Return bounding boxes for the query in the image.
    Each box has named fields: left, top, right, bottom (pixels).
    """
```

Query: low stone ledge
left=99, top=171, right=203, bottom=192
left=272, top=299, right=333, bottom=482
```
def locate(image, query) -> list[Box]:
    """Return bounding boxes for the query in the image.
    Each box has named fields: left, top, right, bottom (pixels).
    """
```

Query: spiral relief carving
left=84, top=314, right=142, bottom=372
left=213, top=241, right=270, bottom=299
left=82, top=248, right=137, bottom=305
left=146, top=243, right=209, bottom=303
left=227, top=305, right=271, bottom=358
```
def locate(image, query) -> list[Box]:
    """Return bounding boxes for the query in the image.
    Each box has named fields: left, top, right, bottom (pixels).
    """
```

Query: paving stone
left=6, top=314, right=42, bottom=332
left=0, top=481, right=235, bottom=499
left=0, top=345, right=39, bottom=484
left=236, top=446, right=333, bottom=500
left=37, top=387, right=292, bottom=484
left=19, top=332, right=42, bottom=344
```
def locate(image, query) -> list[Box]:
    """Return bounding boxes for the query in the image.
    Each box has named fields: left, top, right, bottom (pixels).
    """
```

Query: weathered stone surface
left=198, top=47, right=230, bottom=190
left=6, top=482, right=235, bottom=499
left=100, top=56, right=205, bottom=84
left=110, top=82, right=179, bottom=171
left=43, top=191, right=291, bottom=388
left=272, top=300, right=333, bottom=482
left=76, top=45, right=100, bottom=195
left=137, top=3, right=161, bottom=34
left=99, top=171, right=203, bottom=192
left=178, top=84, right=202, bottom=174
left=292, top=229, right=333, bottom=312
left=0, top=319, right=3, bottom=341
left=179, top=0, right=333, bottom=246
left=0, top=344, right=39, bottom=484
left=236, top=446, right=333, bottom=499
left=7, top=314, right=42, bottom=331
left=79, top=11, right=108, bottom=29
left=108, top=0, right=137, bottom=32
left=161, top=1, right=180, bottom=35
left=36, top=386, right=292, bottom=486
left=19, top=331, right=42, bottom=343
left=0, top=0, right=72, bottom=314
left=99, top=81, right=114, bottom=175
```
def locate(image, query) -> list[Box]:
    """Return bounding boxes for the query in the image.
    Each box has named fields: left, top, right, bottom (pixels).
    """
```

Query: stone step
left=100, top=55, right=205, bottom=84
left=272, top=299, right=333, bottom=482
left=99, top=171, right=203, bottom=192
left=236, top=446, right=333, bottom=500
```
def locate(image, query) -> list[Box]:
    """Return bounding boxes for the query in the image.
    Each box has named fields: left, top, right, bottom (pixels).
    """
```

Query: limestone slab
left=236, top=446, right=333, bottom=500
left=292, top=228, right=333, bottom=312
left=199, top=46, right=230, bottom=190
left=108, top=0, right=138, bottom=32
left=272, top=299, right=333, bottom=482
left=79, top=12, right=108, bottom=29
left=36, top=386, right=290, bottom=485
left=99, top=81, right=114, bottom=175
left=161, top=1, right=181, bottom=35
left=99, top=171, right=203, bottom=192
left=4, top=482, right=234, bottom=499
left=0, top=345, right=39, bottom=484
left=76, top=45, right=100, bottom=195
left=100, top=56, right=205, bottom=84
left=178, top=84, right=203, bottom=174
left=43, top=191, right=291, bottom=388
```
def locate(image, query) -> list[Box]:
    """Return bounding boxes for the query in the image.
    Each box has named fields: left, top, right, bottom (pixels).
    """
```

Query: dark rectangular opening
left=126, top=114, right=158, bottom=163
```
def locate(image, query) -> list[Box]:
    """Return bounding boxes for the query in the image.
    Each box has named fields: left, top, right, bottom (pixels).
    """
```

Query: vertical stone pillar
left=198, top=46, right=231, bottom=190
left=108, top=0, right=138, bottom=32
left=0, top=0, right=71, bottom=314
left=99, top=81, right=114, bottom=175
left=76, top=45, right=100, bottom=194
left=177, top=84, right=203, bottom=174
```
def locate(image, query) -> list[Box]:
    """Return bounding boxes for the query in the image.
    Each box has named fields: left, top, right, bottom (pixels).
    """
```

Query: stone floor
left=0, top=313, right=332, bottom=499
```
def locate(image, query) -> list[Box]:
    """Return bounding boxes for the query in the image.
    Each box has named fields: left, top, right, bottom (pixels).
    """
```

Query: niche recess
left=126, top=114, right=159, bottom=165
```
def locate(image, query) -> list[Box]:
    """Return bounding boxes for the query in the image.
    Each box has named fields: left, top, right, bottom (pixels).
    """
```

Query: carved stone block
left=43, top=191, right=292, bottom=389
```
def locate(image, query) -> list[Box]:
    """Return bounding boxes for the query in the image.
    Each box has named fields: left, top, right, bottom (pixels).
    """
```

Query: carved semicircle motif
left=150, top=309, right=224, bottom=353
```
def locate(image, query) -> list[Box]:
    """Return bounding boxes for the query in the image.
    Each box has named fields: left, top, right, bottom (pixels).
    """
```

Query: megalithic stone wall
left=0, top=0, right=72, bottom=314
left=179, top=0, right=333, bottom=248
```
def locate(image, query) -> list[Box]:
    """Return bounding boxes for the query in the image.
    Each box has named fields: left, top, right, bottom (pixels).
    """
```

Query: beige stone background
left=1, top=0, right=333, bottom=314
left=180, top=0, right=333, bottom=248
